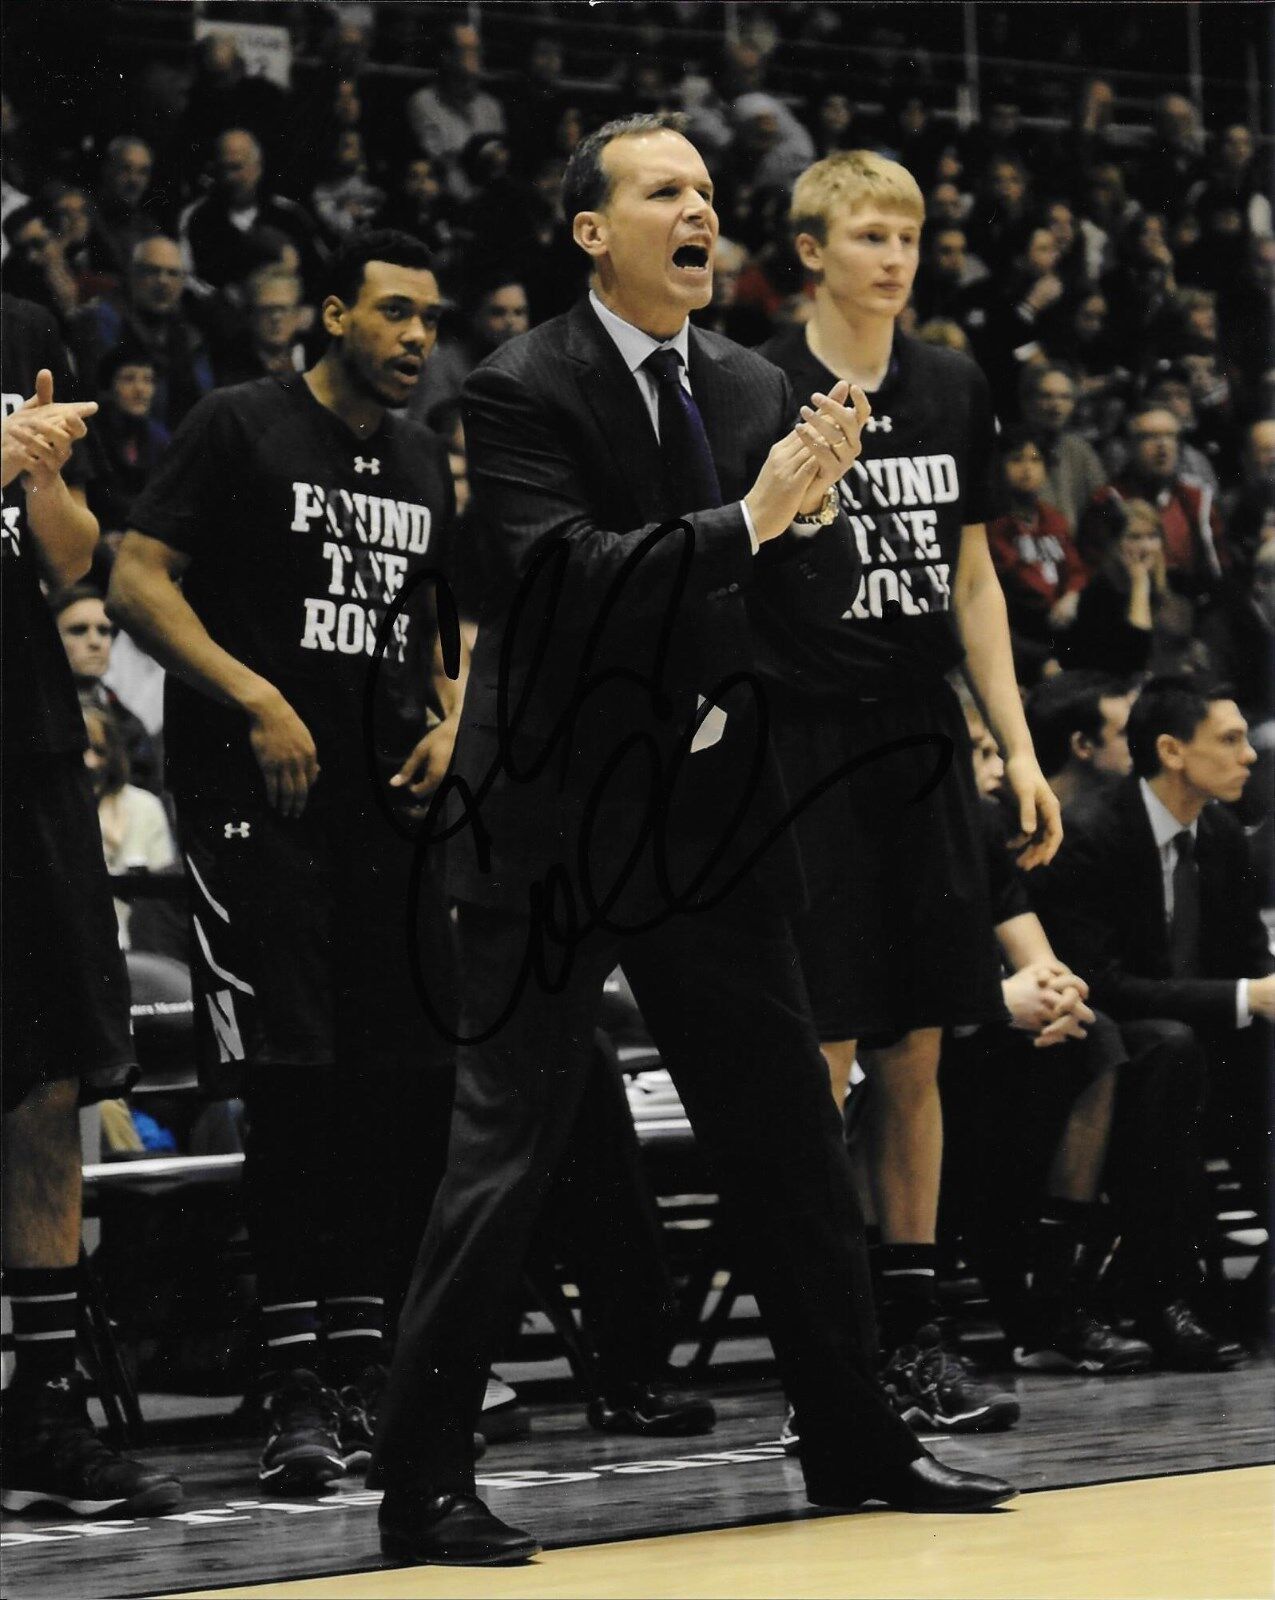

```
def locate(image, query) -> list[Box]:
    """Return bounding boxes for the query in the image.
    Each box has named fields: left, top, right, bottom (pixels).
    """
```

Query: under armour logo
left=224, top=822, right=251, bottom=839
left=354, top=456, right=380, bottom=475
left=865, top=415, right=893, bottom=433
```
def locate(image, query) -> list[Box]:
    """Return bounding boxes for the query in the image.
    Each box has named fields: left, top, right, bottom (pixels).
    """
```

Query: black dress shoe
left=809, top=1454, right=1017, bottom=1513
left=379, top=1491, right=540, bottom=1566
left=1138, top=1301, right=1244, bottom=1372
left=586, top=1382, right=716, bottom=1437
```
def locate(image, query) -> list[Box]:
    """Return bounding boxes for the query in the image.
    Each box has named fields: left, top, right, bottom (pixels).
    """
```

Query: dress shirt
left=588, top=290, right=758, bottom=553
left=1139, top=778, right=1249, bottom=1026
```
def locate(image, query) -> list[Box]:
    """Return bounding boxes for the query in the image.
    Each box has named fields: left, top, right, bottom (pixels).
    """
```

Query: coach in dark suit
left=1032, top=675, right=1274, bottom=1355
left=372, top=113, right=1014, bottom=1565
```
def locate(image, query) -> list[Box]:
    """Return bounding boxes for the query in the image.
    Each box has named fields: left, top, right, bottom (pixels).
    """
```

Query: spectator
left=2, top=203, right=82, bottom=327
left=1019, top=363, right=1108, bottom=532
left=373, top=154, right=460, bottom=276
left=180, top=129, right=326, bottom=297
left=1025, top=670, right=1136, bottom=814
left=808, top=91, right=862, bottom=159
left=1138, top=362, right=1224, bottom=494
left=405, top=22, right=505, bottom=200
left=82, top=704, right=176, bottom=950
left=1081, top=404, right=1228, bottom=596
left=729, top=94, right=816, bottom=192
left=1076, top=162, right=1138, bottom=284
left=53, top=582, right=158, bottom=792
left=408, top=273, right=529, bottom=424
left=1132, top=93, right=1205, bottom=220
left=987, top=427, right=1087, bottom=682
left=503, top=35, right=573, bottom=171
left=85, top=347, right=171, bottom=548
left=1030, top=675, right=1274, bottom=1344
left=92, top=137, right=162, bottom=282
left=180, top=33, right=288, bottom=172
left=1201, top=541, right=1275, bottom=733
left=211, top=266, right=307, bottom=387
left=1188, top=124, right=1272, bottom=243
left=310, top=130, right=384, bottom=243
left=1066, top=498, right=1195, bottom=677
left=1046, top=288, right=1131, bottom=442
left=1225, top=418, right=1275, bottom=572
left=966, top=154, right=1033, bottom=276
left=915, top=318, right=969, bottom=354
left=1104, top=214, right=1180, bottom=368
left=80, top=236, right=214, bottom=430
left=965, top=221, right=1069, bottom=404
left=42, top=183, right=118, bottom=303
left=911, top=225, right=987, bottom=325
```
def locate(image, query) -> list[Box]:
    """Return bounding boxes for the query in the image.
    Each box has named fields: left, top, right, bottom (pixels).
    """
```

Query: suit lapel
left=566, top=301, right=666, bottom=521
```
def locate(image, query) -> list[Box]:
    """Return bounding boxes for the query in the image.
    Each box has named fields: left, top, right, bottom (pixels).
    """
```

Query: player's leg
left=179, top=799, right=346, bottom=1493
left=2, top=754, right=180, bottom=1517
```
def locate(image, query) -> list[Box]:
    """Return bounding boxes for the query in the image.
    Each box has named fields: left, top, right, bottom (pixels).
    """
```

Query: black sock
left=324, top=1294, right=385, bottom=1387
left=875, top=1243, right=941, bottom=1351
left=1030, top=1197, right=1093, bottom=1319
left=5, top=1264, right=79, bottom=1385
left=242, top=1073, right=331, bottom=1381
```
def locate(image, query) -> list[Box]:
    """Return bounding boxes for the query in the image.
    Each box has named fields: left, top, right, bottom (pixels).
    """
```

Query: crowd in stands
left=3, top=0, right=1271, bottom=1400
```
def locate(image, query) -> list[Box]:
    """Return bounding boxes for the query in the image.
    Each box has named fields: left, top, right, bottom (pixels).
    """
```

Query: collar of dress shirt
left=1139, top=776, right=1199, bottom=852
left=589, top=288, right=691, bottom=378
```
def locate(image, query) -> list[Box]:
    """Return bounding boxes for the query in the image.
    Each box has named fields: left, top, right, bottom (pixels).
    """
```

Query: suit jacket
left=442, top=297, right=863, bottom=919
left=1030, top=775, right=1274, bottom=1028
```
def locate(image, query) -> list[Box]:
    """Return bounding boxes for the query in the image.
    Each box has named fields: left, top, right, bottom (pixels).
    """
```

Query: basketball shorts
left=3, top=752, right=136, bottom=1112
left=176, top=791, right=458, bottom=1094
left=770, top=679, right=1008, bottom=1046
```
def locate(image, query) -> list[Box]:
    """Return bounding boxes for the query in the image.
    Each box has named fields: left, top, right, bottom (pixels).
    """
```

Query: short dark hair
left=97, top=344, right=155, bottom=389
left=323, top=229, right=434, bottom=305
left=1125, top=673, right=1231, bottom=777
left=561, top=111, right=689, bottom=224
left=51, top=581, right=107, bottom=620
left=1026, top=670, right=1130, bottom=777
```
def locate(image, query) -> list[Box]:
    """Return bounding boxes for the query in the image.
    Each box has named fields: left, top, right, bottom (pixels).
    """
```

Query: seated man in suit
left=1031, top=675, right=1274, bottom=1353
left=371, top=111, right=1014, bottom=1568
left=1025, top=670, right=1136, bottom=815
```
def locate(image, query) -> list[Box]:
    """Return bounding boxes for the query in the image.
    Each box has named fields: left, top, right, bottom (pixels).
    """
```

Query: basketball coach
left=372, top=113, right=1016, bottom=1566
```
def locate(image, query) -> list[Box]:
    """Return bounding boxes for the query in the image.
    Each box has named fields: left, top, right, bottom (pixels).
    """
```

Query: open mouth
left=390, top=357, right=422, bottom=380
left=672, top=244, right=710, bottom=272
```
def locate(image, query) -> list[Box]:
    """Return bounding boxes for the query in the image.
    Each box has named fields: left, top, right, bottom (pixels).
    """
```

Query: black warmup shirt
left=130, top=376, right=458, bottom=804
left=756, top=327, right=996, bottom=699
left=1, top=294, right=90, bottom=756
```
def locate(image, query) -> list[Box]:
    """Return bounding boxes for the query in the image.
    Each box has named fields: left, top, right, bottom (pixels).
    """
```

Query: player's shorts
left=3, top=752, right=137, bottom=1113
left=770, top=678, right=1008, bottom=1046
left=175, top=789, right=458, bottom=1094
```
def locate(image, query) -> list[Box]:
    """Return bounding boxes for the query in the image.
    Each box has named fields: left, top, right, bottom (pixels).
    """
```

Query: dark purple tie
left=1170, top=830, right=1200, bottom=977
left=643, top=347, right=722, bottom=513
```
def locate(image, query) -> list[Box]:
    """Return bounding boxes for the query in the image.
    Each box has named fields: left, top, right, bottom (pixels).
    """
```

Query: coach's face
left=1162, top=699, right=1256, bottom=805
left=327, top=259, right=442, bottom=408
left=576, top=130, right=717, bottom=338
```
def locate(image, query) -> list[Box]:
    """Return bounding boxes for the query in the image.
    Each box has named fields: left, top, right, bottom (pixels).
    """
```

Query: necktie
left=1169, top=830, right=1200, bottom=977
left=642, top=347, right=722, bottom=513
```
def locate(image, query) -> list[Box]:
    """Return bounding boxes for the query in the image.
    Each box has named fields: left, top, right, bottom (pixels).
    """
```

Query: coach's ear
left=572, top=210, right=607, bottom=263
left=320, top=294, right=349, bottom=340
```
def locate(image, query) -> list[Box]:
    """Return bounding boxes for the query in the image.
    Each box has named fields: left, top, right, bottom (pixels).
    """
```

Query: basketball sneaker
left=1, top=1372, right=183, bottom=1516
left=1012, top=1312, right=1154, bottom=1375
left=258, top=1368, right=346, bottom=1493
left=335, top=1362, right=389, bottom=1474
left=881, top=1325, right=1020, bottom=1433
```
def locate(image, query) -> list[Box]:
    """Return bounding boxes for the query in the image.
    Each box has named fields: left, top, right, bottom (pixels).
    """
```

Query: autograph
left=365, top=518, right=952, bottom=1046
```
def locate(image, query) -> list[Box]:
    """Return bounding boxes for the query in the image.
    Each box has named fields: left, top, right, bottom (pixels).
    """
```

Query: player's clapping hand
left=390, top=712, right=459, bottom=808
left=247, top=688, right=320, bottom=818
left=2, top=370, right=98, bottom=491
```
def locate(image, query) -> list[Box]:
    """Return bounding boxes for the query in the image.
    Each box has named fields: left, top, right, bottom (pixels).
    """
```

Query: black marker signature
left=365, top=519, right=951, bottom=1046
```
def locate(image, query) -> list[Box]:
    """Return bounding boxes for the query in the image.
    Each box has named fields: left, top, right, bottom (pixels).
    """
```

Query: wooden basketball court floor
left=4, top=1359, right=1273, bottom=1600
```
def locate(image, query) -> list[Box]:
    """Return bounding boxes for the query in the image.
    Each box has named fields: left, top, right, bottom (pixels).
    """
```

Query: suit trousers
left=372, top=893, right=922, bottom=1500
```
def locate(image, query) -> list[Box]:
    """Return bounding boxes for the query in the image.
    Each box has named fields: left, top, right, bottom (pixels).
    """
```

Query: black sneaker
left=0, top=1373, right=183, bottom=1516
left=335, top=1363, right=388, bottom=1474
left=881, top=1325, right=1020, bottom=1433
left=258, top=1369, right=346, bottom=1494
left=1012, top=1313, right=1154, bottom=1375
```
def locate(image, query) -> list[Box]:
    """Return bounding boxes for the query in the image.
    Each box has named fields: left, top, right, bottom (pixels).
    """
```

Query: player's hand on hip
left=1005, top=753, right=1063, bottom=869
left=390, top=712, right=458, bottom=802
left=795, top=381, right=871, bottom=495
left=248, top=688, right=320, bottom=818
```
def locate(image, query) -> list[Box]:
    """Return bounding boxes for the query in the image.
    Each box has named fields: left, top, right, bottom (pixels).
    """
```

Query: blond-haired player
left=752, top=150, right=1062, bottom=1438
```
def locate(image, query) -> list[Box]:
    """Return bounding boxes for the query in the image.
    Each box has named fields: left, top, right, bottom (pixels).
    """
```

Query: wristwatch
left=791, top=486, right=839, bottom=531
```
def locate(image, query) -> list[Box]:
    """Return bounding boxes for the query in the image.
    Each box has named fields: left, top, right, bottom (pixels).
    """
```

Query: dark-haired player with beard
left=108, top=232, right=464, bottom=1493
left=757, top=152, right=1061, bottom=1440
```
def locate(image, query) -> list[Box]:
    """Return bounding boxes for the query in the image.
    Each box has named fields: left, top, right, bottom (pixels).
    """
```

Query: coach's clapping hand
left=744, top=380, right=869, bottom=544
left=795, top=380, right=871, bottom=500
left=245, top=684, right=320, bottom=818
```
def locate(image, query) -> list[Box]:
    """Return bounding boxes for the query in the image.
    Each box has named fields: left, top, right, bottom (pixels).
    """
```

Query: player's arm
left=391, top=624, right=473, bottom=801
left=3, top=371, right=101, bottom=584
left=955, top=523, right=1062, bottom=869
left=107, top=531, right=319, bottom=817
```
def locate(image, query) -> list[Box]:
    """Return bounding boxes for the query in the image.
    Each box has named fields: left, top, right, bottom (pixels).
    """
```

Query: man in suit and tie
left=372, top=112, right=1015, bottom=1566
left=1032, top=675, right=1274, bottom=1362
